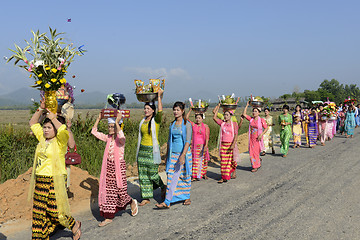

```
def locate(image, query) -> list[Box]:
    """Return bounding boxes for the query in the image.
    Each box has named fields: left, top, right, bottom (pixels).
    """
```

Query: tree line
left=279, top=79, right=360, bottom=105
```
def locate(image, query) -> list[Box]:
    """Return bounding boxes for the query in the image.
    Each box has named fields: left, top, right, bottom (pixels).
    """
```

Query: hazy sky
left=1, top=0, right=360, bottom=102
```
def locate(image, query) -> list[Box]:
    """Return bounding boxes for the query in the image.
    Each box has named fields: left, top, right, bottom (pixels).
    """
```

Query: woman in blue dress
left=344, top=104, right=356, bottom=138
left=156, top=101, right=192, bottom=208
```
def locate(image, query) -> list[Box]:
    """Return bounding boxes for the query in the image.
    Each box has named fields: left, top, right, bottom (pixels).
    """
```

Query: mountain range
left=0, top=87, right=217, bottom=107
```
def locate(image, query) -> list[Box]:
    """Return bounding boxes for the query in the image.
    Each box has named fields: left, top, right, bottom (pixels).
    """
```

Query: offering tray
left=136, top=92, right=159, bottom=102
left=191, top=106, right=208, bottom=114
left=221, top=104, right=237, bottom=111
left=250, top=101, right=264, bottom=108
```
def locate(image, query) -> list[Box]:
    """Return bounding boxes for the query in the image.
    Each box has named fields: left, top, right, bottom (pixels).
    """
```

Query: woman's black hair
left=295, top=104, right=302, bottom=111
left=224, top=110, right=234, bottom=116
left=42, top=116, right=67, bottom=136
left=264, top=107, right=270, bottom=112
left=173, top=101, right=187, bottom=121
left=311, top=107, right=316, bottom=111
left=144, top=102, right=156, bottom=134
left=195, top=113, right=204, bottom=119
left=282, top=104, right=290, bottom=110
left=252, top=107, right=261, bottom=113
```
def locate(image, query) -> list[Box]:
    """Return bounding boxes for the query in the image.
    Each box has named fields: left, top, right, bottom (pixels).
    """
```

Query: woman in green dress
left=278, top=104, right=292, bottom=157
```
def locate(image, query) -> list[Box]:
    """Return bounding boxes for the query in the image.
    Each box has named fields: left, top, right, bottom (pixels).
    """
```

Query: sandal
left=203, top=175, right=208, bottom=180
left=231, top=171, right=236, bottom=179
left=260, top=152, right=266, bottom=156
left=138, top=199, right=150, bottom=206
left=183, top=199, right=191, bottom=205
left=98, top=219, right=112, bottom=227
left=131, top=199, right=138, bottom=216
left=155, top=202, right=170, bottom=209
left=72, top=221, right=81, bottom=240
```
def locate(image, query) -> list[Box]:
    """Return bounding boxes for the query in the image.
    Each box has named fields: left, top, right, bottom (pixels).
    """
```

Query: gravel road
left=6, top=129, right=360, bottom=240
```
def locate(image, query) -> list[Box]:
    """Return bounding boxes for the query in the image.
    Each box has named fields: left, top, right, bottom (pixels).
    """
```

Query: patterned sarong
left=137, top=145, right=164, bottom=199
left=192, top=144, right=209, bottom=179
left=164, top=151, right=192, bottom=205
left=100, top=154, right=132, bottom=219
left=220, top=142, right=237, bottom=180
left=32, top=176, right=75, bottom=240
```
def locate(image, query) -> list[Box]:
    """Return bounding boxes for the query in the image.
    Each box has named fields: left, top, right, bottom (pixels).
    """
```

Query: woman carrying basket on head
left=186, top=107, right=210, bottom=181
left=136, top=89, right=166, bottom=206
left=243, top=101, right=268, bottom=172
left=213, top=103, right=241, bottom=182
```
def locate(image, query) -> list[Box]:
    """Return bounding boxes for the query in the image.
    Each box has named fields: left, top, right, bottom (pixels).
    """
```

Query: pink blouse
left=215, top=119, right=238, bottom=143
left=189, top=121, right=209, bottom=145
left=245, top=115, right=267, bottom=138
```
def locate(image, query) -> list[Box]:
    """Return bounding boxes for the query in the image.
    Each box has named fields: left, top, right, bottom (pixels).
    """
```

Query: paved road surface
left=5, top=129, right=360, bottom=240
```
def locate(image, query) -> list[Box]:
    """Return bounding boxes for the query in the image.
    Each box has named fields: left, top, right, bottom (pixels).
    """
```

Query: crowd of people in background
left=27, top=93, right=359, bottom=239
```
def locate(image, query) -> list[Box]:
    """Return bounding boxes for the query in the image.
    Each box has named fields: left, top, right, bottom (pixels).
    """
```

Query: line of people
left=27, top=95, right=359, bottom=239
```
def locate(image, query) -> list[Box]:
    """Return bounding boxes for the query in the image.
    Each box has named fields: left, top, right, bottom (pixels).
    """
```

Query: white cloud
left=124, top=67, right=191, bottom=80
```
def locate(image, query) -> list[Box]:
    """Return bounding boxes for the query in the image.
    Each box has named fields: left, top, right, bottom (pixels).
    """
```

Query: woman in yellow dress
left=29, top=98, right=81, bottom=240
left=261, top=108, right=275, bottom=155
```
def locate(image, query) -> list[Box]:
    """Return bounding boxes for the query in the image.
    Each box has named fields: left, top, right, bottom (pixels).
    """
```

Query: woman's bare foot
left=155, top=202, right=170, bottom=209
left=203, top=175, right=208, bottom=180
left=138, top=199, right=150, bottom=206
left=217, top=179, right=227, bottom=183
left=183, top=199, right=191, bottom=205
left=231, top=171, right=236, bottom=179
left=98, top=219, right=112, bottom=227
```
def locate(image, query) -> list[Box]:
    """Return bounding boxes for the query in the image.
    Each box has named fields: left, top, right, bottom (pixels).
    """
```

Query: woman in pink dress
left=213, top=103, right=240, bottom=183
left=91, top=112, right=138, bottom=227
left=186, top=108, right=210, bottom=181
left=243, top=101, right=268, bottom=172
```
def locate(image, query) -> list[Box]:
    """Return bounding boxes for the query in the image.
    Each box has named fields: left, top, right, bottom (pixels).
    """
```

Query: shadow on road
left=79, top=177, right=101, bottom=221
left=0, top=232, right=8, bottom=240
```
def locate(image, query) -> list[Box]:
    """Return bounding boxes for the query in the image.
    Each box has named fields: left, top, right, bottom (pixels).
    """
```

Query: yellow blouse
left=140, top=111, right=162, bottom=146
left=31, top=123, right=68, bottom=176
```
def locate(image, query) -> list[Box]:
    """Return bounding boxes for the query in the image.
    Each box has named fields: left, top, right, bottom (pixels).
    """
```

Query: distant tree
left=280, top=94, right=291, bottom=103
left=303, top=90, right=321, bottom=104
left=318, top=79, right=344, bottom=104
left=344, top=84, right=360, bottom=100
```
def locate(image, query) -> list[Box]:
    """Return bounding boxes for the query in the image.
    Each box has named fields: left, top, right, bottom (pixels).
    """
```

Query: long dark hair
left=173, top=101, right=187, bottom=122
left=295, top=104, right=302, bottom=112
left=144, top=102, right=156, bottom=134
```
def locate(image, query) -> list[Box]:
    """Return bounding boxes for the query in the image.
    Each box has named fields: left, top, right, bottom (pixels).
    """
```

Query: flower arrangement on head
left=6, top=27, right=84, bottom=92
left=323, top=102, right=337, bottom=118
left=344, top=97, right=357, bottom=106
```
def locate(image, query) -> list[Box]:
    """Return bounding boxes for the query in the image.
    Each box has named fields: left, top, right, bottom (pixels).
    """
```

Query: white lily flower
left=58, top=57, right=65, bottom=62
left=34, top=60, right=44, bottom=67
